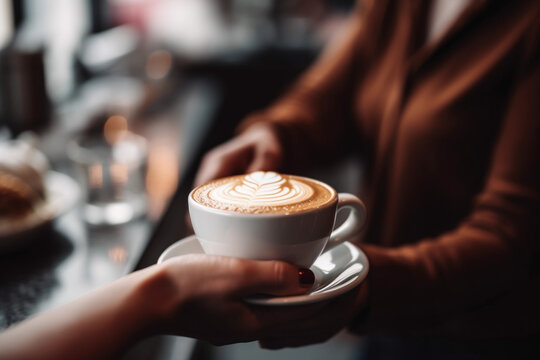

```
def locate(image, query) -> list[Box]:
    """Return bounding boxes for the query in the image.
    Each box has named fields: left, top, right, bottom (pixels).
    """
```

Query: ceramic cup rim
left=188, top=174, right=339, bottom=218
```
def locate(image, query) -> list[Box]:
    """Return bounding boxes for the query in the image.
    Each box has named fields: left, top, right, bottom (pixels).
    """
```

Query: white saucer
left=0, top=171, right=80, bottom=251
left=158, top=235, right=369, bottom=306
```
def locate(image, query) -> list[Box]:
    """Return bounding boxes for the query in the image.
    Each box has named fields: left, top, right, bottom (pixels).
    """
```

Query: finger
left=254, top=287, right=362, bottom=337
left=194, top=153, right=231, bottom=187
left=245, top=301, right=329, bottom=339
left=195, top=147, right=251, bottom=186
left=230, top=260, right=315, bottom=297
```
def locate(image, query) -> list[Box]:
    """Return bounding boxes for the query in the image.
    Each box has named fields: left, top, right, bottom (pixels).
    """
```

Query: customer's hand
left=153, top=254, right=369, bottom=348
left=194, top=124, right=283, bottom=186
left=141, top=254, right=317, bottom=345
left=0, top=254, right=315, bottom=360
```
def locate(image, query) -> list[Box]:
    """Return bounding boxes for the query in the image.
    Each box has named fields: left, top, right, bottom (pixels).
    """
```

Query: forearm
left=352, top=220, right=534, bottom=335
left=237, top=6, right=367, bottom=168
left=0, top=267, right=161, bottom=360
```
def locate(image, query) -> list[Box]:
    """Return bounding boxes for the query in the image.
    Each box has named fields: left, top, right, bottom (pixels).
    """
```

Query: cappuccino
left=192, top=171, right=336, bottom=214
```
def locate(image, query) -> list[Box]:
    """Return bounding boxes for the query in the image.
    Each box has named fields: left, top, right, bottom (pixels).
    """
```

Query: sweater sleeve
left=237, top=2, right=371, bottom=168
left=353, top=28, right=540, bottom=336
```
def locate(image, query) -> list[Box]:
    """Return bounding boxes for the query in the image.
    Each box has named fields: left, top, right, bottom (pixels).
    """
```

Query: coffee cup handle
left=324, top=193, right=367, bottom=251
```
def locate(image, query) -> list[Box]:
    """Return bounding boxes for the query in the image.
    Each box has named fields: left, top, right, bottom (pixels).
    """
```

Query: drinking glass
left=69, top=128, right=148, bottom=225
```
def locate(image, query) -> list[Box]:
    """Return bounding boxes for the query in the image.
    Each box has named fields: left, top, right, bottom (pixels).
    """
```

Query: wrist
left=129, top=263, right=185, bottom=337
left=236, top=112, right=273, bottom=135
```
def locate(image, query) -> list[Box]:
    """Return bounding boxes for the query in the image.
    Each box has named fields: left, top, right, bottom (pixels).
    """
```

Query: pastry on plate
left=0, top=138, right=49, bottom=220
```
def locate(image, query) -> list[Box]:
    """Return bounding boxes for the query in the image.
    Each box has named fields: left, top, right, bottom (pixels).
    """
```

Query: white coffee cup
left=188, top=175, right=366, bottom=268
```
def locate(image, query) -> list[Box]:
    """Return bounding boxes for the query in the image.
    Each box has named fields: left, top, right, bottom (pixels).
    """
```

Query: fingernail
left=299, top=268, right=315, bottom=287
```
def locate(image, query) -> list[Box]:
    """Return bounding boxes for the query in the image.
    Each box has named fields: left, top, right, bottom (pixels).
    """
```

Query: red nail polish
left=299, top=268, right=315, bottom=287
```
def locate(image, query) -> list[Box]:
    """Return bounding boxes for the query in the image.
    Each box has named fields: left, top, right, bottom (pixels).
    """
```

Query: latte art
left=192, top=171, right=336, bottom=214
left=210, top=171, right=314, bottom=207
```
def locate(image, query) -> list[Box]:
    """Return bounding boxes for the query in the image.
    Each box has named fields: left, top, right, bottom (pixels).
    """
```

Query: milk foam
left=192, top=172, right=336, bottom=214
left=209, top=171, right=313, bottom=207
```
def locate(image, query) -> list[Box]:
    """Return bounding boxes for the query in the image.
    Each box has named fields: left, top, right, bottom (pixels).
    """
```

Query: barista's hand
left=195, top=124, right=283, bottom=186
left=258, top=279, right=369, bottom=349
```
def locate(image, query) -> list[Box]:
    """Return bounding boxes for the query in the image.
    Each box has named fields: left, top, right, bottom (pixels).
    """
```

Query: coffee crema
left=192, top=171, right=336, bottom=214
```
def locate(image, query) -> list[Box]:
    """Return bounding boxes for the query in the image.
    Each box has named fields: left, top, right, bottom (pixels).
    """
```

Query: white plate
left=0, top=171, right=80, bottom=251
left=158, top=235, right=369, bottom=306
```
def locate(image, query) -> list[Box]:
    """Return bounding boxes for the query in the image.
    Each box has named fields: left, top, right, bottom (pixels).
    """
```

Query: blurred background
left=0, top=0, right=361, bottom=213
left=0, top=0, right=367, bottom=359
left=0, top=0, right=354, bottom=139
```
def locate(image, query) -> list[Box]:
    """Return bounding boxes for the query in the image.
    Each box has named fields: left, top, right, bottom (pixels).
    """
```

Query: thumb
left=231, top=260, right=315, bottom=297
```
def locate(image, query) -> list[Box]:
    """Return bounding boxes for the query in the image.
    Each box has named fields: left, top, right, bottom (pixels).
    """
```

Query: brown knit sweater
left=240, top=0, right=540, bottom=337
